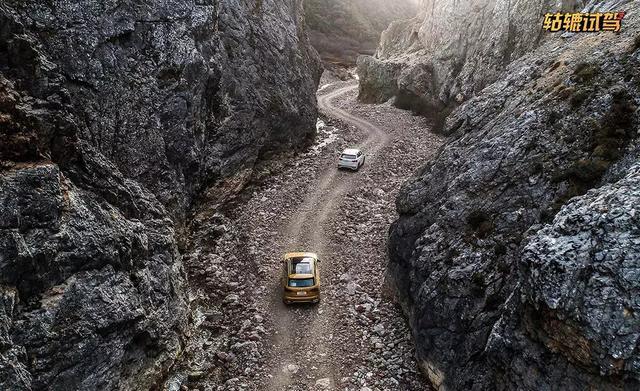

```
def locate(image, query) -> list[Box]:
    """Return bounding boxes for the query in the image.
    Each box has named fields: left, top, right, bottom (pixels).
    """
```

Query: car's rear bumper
left=283, top=293, right=320, bottom=304
left=338, top=162, right=358, bottom=170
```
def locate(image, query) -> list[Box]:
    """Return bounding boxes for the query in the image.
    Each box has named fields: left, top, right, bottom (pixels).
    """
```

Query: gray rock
left=373, top=324, right=386, bottom=337
left=383, top=0, right=640, bottom=389
left=315, top=377, right=332, bottom=388
left=357, top=0, right=600, bottom=130
left=284, top=364, right=300, bottom=375
left=494, top=162, right=640, bottom=388
left=2, top=0, right=320, bottom=222
left=223, top=294, right=240, bottom=305
left=346, top=281, right=358, bottom=295
left=0, top=161, right=188, bottom=390
left=0, top=0, right=320, bottom=389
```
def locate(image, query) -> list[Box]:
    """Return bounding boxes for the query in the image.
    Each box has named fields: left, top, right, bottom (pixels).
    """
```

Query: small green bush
left=568, top=159, right=610, bottom=184
left=573, top=62, right=601, bottom=83
left=570, top=88, right=591, bottom=107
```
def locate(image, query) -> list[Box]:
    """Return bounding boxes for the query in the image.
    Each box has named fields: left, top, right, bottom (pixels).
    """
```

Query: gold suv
left=282, top=252, right=320, bottom=304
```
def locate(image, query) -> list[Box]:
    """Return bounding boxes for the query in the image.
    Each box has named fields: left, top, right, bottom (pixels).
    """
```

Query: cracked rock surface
left=375, top=0, right=640, bottom=389
left=357, top=0, right=600, bottom=128
left=2, top=0, right=320, bottom=220
left=0, top=0, right=319, bottom=389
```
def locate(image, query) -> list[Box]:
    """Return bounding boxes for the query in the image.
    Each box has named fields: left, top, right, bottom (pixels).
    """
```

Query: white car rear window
left=341, top=154, right=357, bottom=160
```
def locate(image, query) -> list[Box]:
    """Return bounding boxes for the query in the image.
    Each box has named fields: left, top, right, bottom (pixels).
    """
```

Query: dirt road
left=170, top=79, right=443, bottom=390
left=266, top=84, right=390, bottom=390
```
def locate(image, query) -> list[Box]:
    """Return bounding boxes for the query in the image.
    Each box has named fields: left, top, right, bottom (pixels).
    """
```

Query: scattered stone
left=315, top=378, right=332, bottom=388
left=223, top=294, right=240, bottom=305
left=346, top=281, right=358, bottom=295
left=284, top=364, right=301, bottom=375
left=373, top=324, right=386, bottom=336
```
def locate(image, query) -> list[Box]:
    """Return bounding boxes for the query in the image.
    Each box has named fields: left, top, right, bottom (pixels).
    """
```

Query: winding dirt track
left=264, top=84, right=390, bottom=390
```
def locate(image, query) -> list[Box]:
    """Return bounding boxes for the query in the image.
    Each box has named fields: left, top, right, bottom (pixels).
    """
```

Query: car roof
left=342, top=148, right=360, bottom=155
left=284, top=252, right=318, bottom=259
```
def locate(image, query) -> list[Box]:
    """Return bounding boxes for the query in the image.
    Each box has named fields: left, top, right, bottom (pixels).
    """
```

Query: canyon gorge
left=1, top=0, right=639, bottom=390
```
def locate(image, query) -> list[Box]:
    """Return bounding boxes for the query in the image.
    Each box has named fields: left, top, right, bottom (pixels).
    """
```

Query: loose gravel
left=166, top=76, right=444, bottom=391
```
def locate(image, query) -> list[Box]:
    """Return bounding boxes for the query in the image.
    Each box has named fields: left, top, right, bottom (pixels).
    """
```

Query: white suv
left=338, top=148, right=365, bottom=171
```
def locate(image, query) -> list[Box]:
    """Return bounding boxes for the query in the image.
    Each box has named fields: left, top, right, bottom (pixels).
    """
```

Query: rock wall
left=2, top=0, right=320, bottom=220
left=0, top=0, right=320, bottom=389
left=304, top=0, right=417, bottom=65
left=357, top=0, right=587, bottom=128
left=496, top=160, right=640, bottom=389
left=385, top=0, right=640, bottom=389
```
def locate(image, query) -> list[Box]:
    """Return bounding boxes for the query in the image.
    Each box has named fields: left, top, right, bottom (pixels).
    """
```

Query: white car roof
left=342, top=148, right=360, bottom=155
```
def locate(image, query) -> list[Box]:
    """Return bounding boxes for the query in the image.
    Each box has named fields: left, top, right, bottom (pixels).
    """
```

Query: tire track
left=265, top=82, right=390, bottom=390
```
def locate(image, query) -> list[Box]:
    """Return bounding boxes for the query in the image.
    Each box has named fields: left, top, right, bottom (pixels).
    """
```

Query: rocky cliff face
left=2, top=0, right=320, bottom=220
left=357, top=0, right=588, bottom=128
left=304, top=0, right=417, bottom=66
left=0, top=0, right=320, bottom=389
left=382, top=0, right=640, bottom=389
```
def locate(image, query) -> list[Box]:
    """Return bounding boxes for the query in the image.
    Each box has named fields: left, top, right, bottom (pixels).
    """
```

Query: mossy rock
left=569, top=158, right=610, bottom=184
left=573, top=62, right=601, bottom=83
left=570, top=88, right=591, bottom=107
left=551, top=157, right=610, bottom=184
left=557, top=86, right=575, bottom=100
left=601, top=88, right=637, bottom=134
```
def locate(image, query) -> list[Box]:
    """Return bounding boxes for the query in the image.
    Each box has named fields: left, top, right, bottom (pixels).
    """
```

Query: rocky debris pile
left=164, top=99, right=362, bottom=390
left=307, top=89, right=441, bottom=390
left=317, top=251, right=411, bottom=388
left=0, top=0, right=320, bottom=389
left=386, top=1, right=640, bottom=389
left=165, top=214, right=272, bottom=390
